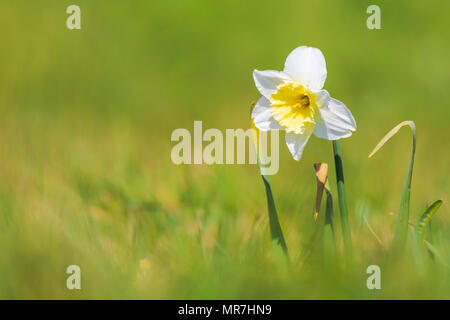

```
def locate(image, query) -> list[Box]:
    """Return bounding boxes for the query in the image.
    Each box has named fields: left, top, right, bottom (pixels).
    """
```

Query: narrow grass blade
left=324, top=185, right=334, bottom=233
left=416, top=200, right=442, bottom=243
left=318, top=163, right=335, bottom=230
left=363, top=216, right=386, bottom=252
left=332, top=140, right=352, bottom=260
left=314, top=163, right=335, bottom=235
left=323, top=224, right=336, bottom=266
left=323, top=188, right=336, bottom=264
left=261, top=175, right=288, bottom=256
left=369, top=121, right=416, bottom=255
left=298, top=164, right=335, bottom=267
left=250, top=103, right=288, bottom=258
left=313, top=163, right=336, bottom=264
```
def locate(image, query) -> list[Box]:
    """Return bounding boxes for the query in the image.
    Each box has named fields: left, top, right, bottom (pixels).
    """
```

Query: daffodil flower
left=252, top=46, right=357, bottom=160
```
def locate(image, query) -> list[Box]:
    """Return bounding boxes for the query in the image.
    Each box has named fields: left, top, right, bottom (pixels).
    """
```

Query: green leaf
left=261, top=174, right=289, bottom=258
left=324, top=187, right=334, bottom=232
left=251, top=103, right=289, bottom=259
left=323, top=223, right=336, bottom=266
left=321, top=184, right=336, bottom=265
left=369, top=121, right=416, bottom=255
left=416, top=200, right=442, bottom=243
left=332, top=140, right=352, bottom=262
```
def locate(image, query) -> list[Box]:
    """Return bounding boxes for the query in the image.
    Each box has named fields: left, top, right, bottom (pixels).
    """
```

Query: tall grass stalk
left=369, top=121, right=416, bottom=255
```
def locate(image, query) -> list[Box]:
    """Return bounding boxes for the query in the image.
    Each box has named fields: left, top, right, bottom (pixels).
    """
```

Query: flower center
left=270, top=82, right=316, bottom=134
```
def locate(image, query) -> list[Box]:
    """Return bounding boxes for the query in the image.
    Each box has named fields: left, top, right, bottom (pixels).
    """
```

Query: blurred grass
left=0, top=0, right=449, bottom=299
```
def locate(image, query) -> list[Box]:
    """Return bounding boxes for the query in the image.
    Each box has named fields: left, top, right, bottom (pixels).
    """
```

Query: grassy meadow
left=1, top=0, right=450, bottom=299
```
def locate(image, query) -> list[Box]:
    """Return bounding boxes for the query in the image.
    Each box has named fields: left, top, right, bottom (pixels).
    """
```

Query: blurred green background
left=0, top=0, right=449, bottom=299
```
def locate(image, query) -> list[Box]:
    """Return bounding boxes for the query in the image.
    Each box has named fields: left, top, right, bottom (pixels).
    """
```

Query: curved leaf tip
left=416, top=199, right=443, bottom=242
left=368, top=121, right=416, bottom=158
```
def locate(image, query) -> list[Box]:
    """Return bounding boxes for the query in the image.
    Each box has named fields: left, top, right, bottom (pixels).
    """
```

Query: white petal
left=313, top=97, right=357, bottom=140
left=313, top=89, right=331, bottom=108
left=283, top=46, right=327, bottom=91
left=252, top=96, right=283, bottom=131
left=285, top=125, right=314, bottom=161
left=253, top=70, right=291, bottom=98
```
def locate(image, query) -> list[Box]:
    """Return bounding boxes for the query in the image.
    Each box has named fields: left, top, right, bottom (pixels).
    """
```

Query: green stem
left=332, top=140, right=352, bottom=259
left=261, top=174, right=288, bottom=257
